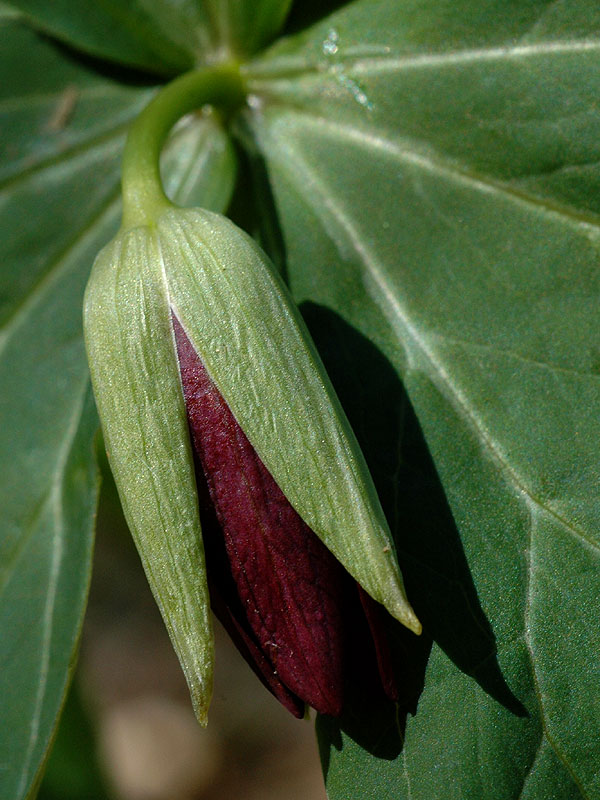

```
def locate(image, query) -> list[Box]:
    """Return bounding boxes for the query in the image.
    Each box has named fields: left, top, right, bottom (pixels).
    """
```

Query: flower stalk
left=121, top=64, right=245, bottom=228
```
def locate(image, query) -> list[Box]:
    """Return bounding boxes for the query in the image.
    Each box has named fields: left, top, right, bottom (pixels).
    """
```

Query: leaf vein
left=0, top=189, right=120, bottom=359
left=349, top=39, right=600, bottom=74
left=0, top=116, right=135, bottom=192
left=429, top=332, right=599, bottom=381
left=0, top=84, right=145, bottom=114
left=521, top=504, right=590, bottom=798
left=246, top=38, right=600, bottom=81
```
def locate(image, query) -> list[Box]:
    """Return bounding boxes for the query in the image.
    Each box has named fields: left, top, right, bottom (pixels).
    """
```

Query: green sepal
left=83, top=224, right=213, bottom=725
left=158, top=206, right=421, bottom=635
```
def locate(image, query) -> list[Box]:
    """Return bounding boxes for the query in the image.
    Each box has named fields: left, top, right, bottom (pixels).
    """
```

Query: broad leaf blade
left=244, top=1, right=600, bottom=796
left=0, top=22, right=236, bottom=800
left=3, top=0, right=202, bottom=74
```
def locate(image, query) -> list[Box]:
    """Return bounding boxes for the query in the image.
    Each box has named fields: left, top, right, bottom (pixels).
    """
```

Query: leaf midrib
left=246, top=37, right=600, bottom=80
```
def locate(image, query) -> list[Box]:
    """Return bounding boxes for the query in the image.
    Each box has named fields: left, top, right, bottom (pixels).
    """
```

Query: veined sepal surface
left=84, top=222, right=214, bottom=724
left=158, top=206, right=420, bottom=634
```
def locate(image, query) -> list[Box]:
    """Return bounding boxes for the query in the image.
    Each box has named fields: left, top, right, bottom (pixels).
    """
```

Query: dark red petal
left=208, top=571, right=306, bottom=717
left=191, top=470, right=305, bottom=718
left=173, top=314, right=345, bottom=717
left=357, top=584, right=399, bottom=702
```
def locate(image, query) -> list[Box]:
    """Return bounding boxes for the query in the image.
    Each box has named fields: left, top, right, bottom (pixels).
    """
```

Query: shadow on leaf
left=44, top=31, right=169, bottom=88
left=284, top=0, right=351, bottom=36
left=302, top=303, right=526, bottom=768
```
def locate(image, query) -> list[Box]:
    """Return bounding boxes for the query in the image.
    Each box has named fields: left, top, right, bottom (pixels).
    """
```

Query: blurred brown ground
left=78, top=475, right=328, bottom=800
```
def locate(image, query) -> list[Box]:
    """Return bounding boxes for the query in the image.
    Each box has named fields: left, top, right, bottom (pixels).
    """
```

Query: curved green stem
left=121, top=64, right=246, bottom=228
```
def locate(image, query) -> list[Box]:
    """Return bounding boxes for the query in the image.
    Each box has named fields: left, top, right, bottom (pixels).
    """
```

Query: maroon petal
left=208, top=566, right=306, bottom=717
left=173, top=314, right=345, bottom=717
left=191, top=468, right=305, bottom=717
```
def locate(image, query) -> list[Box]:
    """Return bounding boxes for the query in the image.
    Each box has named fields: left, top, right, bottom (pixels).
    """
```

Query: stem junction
left=121, top=64, right=245, bottom=228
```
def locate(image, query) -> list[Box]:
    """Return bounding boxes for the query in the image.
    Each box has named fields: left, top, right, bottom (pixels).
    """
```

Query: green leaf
left=244, top=1, right=600, bottom=796
left=37, top=678, right=109, bottom=800
left=164, top=110, right=237, bottom=211
left=203, top=0, right=293, bottom=58
left=4, top=0, right=295, bottom=75
left=0, top=2, right=20, bottom=19
left=0, top=21, right=236, bottom=800
left=4, top=0, right=199, bottom=75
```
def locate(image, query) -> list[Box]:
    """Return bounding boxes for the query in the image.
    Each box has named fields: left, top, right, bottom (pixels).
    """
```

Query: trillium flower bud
left=84, top=206, right=420, bottom=723
left=83, top=64, right=420, bottom=724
